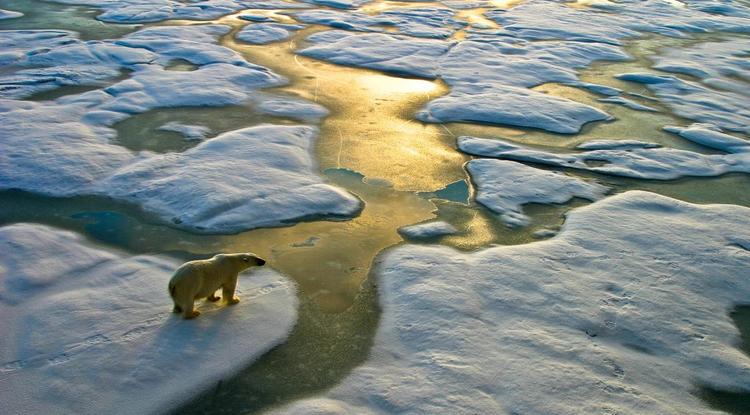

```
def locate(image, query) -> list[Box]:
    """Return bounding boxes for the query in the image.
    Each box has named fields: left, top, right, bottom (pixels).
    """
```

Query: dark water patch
left=0, top=0, right=140, bottom=40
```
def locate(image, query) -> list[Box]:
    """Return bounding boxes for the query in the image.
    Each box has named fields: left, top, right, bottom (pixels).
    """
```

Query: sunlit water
left=1, top=2, right=749, bottom=414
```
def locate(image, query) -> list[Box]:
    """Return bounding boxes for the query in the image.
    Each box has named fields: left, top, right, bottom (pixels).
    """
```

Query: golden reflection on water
left=224, top=25, right=468, bottom=192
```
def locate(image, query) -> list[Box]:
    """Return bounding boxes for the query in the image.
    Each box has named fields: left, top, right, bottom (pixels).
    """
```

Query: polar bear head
left=221, top=253, right=266, bottom=272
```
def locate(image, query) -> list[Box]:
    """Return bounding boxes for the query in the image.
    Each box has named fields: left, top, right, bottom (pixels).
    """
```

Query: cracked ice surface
left=0, top=223, right=298, bottom=415
left=271, top=191, right=750, bottom=415
left=457, top=124, right=750, bottom=180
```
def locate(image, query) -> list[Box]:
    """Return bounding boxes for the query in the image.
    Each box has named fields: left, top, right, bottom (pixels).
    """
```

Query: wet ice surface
left=467, top=159, right=609, bottom=227
left=398, top=220, right=458, bottom=240
left=458, top=123, right=750, bottom=181
left=273, top=191, right=750, bottom=415
left=0, top=223, right=298, bottom=415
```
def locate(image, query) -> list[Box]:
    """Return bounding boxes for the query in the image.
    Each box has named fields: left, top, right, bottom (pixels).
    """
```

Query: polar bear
left=168, top=253, right=266, bottom=319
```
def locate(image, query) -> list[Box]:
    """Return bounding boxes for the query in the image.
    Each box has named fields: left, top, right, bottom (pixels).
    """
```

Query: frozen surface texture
left=44, top=0, right=310, bottom=23
left=0, top=9, right=22, bottom=19
left=0, top=24, right=357, bottom=233
left=0, top=223, right=298, bottom=415
left=272, top=191, right=750, bottom=415
left=157, top=122, right=211, bottom=140
left=99, top=125, right=363, bottom=233
left=236, top=23, right=305, bottom=44
left=458, top=126, right=750, bottom=180
left=467, top=159, right=608, bottom=227
left=398, top=221, right=458, bottom=240
left=615, top=37, right=750, bottom=134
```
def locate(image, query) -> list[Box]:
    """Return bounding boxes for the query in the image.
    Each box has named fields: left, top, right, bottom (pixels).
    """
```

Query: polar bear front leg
left=207, top=292, right=220, bottom=302
left=182, top=301, right=201, bottom=319
left=223, top=275, right=240, bottom=305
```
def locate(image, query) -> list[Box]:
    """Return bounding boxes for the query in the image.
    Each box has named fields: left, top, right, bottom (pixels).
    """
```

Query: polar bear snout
left=256, top=258, right=266, bottom=266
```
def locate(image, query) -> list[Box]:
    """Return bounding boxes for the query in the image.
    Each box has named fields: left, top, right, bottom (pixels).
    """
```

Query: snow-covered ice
left=598, top=96, right=659, bottom=112
left=457, top=125, right=750, bottom=180
left=398, top=221, right=458, bottom=240
left=0, top=9, right=22, bottom=19
left=98, top=125, right=363, bottom=233
left=0, top=24, right=358, bottom=233
left=236, top=23, right=305, bottom=44
left=157, top=121, right=212, bottom=140
left=0, top=223, right=298, bottom=415
left=272, top=191, right=750, bottom=415
left=467, top=159, right=609, bottom=227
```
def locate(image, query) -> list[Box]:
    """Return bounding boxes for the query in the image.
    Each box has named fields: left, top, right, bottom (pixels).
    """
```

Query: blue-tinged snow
left=457, top=125, right=750, bottom=180
left=236, top=23, right=305, bottom=44
left=271, top=191, right=750, bottom=415
left=0, top=223, right=298, bottom=415
left=294, top=7, right=463, bottom=38
left=0, top=9, right=22, bottom=19
left=44, top=0, right=310, bottom=23
left=99, top=125, right=363, bottom=233
left=0, top=24, right=356, bottom=233
left=157, top=122, right=212, bottom=140
left=467, top=159, right=608, bottom=227
left=398, top=221, right=458, bottom=240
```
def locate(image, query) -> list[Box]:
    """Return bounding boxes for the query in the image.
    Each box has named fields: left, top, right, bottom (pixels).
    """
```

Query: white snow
left=157, top=121, right=211, bottom=140
left=0, top=9, right=22, bottom=19
left=398, top=221, right=458, bottom=240
left=0, top=24, right=358, bottom=233
left=271, top=191, right=750, bottom=415
left=43, top=0, right=309, bottom=24
left=616, top=72, right=750, bottom=135
left=236, top=23, right=305, bottom=44
left=467, top=159, right=609, bottom=227
left=598, top=96, right=659, bottom=112
left=457, top=129, right=750, bottom=180
left=0, top=223, right=299, bottom=415
left=98, top=125, right=363, bottom=233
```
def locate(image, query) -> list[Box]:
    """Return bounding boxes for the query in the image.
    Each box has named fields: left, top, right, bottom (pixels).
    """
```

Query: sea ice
left=271, top=191, right=750, bottom=415
left=98, top=125, right=363, bottom=233
left=0, top=223, right=298, bottom=415
left=236, top=23, right=305, bottom=44
left=157, top=121, right=211, bottom=140
left=398, top=221, right=458, bottom=240
left=458, top=128, right=750, bottom=180
left=0, top=9, right=22, bottom=19
left=467, top=159, right=609, bottom=227
left=0, top=25, right=358, bottom=233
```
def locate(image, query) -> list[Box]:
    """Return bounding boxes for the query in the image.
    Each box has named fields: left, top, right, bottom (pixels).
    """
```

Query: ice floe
left=0, top=223, right=298, bottom=415
left=236, top=23, right=305, bottom=44
left=457, top=124, right=750, bottom=180
left=157, top=121, right=211, bottom=140
left=0, top=9, right=22, bottom=19
left=0, top=24, right=357, bottom=233
left=98, top=125, right=363, bottom=233
left=398, top=221, right=458, bottom=240
left=467, top=159, right=609, bottom=227
left=44, top=0, right=309, bottom=24
left=272, top=191, right=750, bottom=415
